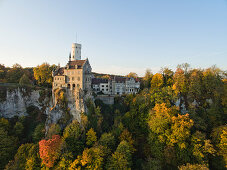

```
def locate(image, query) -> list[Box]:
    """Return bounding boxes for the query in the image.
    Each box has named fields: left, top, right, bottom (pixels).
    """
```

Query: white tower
left=71, top=43, right=81, bottom=60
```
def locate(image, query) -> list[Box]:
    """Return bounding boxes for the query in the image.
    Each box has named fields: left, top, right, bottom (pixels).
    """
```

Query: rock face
left=0, top=87, right=49, bottom=118
left=0, top=86, right=92, bottom=131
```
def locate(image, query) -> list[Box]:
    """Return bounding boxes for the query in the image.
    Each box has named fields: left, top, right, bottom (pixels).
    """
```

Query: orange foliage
left=39, top=135, right=62, bottom=168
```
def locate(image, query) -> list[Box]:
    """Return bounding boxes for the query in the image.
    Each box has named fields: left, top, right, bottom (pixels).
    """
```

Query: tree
left=63, top=120, right=84, bottom=155
left=70, top=145, right=107, bottom=170
left=126, top=72, right=138, bottom=79
left=106, top=141, right=133, bottom=169
left=86, top=128, right=97, bottom=146
left=167, top=114, right=194, bottom=148
left=0, top=64, right=7, bottom=82
left=0, top=128, right=18, bottom=169
left=119, top=129, right=134, bottom=152
left=8, top=143, right=40, bottom=170
left=99, top=133, right=115, bottom=150
left=150, top=73, right=164, bottom=91
left=6, top=64, right=24, bottom=83
left=173, top=68, right=189, bottom=111
left=19, top=74, right=32, bottom=86
left=33, top=63, right=56, bottom=86
left=190, top=131, right=215, bottom=163
left=39, top=135, right=62, bottom=168
left=143, top=69, right=153, bottom=88
left=161, top=67, right=174, bottom=87
left=178, top=163, right=209, bottom=170
left=46, top=123, right=61, bottom=139
left=13, top=122, right=24, bottom=137
left=32, top=123, right=45, bottom=142
left=211, top=125, right=227, bottom=169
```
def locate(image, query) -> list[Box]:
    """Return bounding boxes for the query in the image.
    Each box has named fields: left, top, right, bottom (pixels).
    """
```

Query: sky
left=0, top=0, right=226, bottom=76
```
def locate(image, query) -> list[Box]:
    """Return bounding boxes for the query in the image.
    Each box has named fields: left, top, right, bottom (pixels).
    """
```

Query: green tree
left=0, top=64, right=7, bottom=82
left=86, top=128, right=97, bottom=146
left=161, top=67, right=174, bottom=86
left=33, top=123, right=45, bottom=143
left=0, top=129, right=18, bottom=169
left=211, top=125, right=227, bottom=169
left=6, top=63, right=24, bottom=83
left=19, top=74, right=32, bottom=86
left=106, top=141, right=133, bottom=170
left=143, top=69, right=153, bottom=88
left=14, top=122, right=24, bottom=137
left=99, top=132, right=115, bottom=151
left=63, top=120, right=84, bottom=156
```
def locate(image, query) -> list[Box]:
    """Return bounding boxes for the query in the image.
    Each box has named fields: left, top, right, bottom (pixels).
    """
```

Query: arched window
left=67, top=84, right=70, bottom=89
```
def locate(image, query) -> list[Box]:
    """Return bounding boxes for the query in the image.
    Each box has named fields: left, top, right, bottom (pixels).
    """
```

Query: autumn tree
left=178, top=163, right=209, bottom=170
left=150, top=73, right=164, bottom=91
left=173, top=67, right=189, bottom=111
left=33, top=63, right=56, bottom=86
left=126, top=72, right=138, bottom=79
left=39, top=135, right=62, bottom=168
left=70, top=145, right=107, bottom=170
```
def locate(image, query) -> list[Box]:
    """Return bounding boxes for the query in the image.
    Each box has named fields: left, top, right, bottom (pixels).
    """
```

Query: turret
left=71, top=43, right=81, bottom=60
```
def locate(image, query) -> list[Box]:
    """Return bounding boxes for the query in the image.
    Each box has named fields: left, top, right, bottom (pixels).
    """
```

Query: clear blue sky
left=0, top=0, right=226, bottom=76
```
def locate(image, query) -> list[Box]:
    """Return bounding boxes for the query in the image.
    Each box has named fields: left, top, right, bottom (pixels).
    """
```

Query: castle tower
left=71, top=43, right=81, bottom=60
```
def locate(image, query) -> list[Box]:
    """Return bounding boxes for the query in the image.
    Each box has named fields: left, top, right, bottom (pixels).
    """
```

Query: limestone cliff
left=0, top=86, right=92, bottom=131
left=0, top=87, right=50, bottom=118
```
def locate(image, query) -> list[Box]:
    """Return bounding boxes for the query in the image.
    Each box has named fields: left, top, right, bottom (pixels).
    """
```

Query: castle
left=52, top=43, right=140, bottom=107
left=52, top=43, right=92, bottom=94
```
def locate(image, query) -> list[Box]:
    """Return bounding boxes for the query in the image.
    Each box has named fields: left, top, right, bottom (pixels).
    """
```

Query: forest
left=0, top=63, right=226, bottom=170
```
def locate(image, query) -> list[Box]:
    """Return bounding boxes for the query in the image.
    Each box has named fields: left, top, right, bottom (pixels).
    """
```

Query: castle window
left=67, top=84, right=70, bottom=89
left=72, top=77, right=74, bottom=81
left=78, top=77, right=80, bottom=81
left=73, top=84, right=75, bottom=90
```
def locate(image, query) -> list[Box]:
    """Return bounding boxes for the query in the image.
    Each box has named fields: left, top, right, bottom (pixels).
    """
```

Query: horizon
left=0, top=0, right=227, bottom=76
